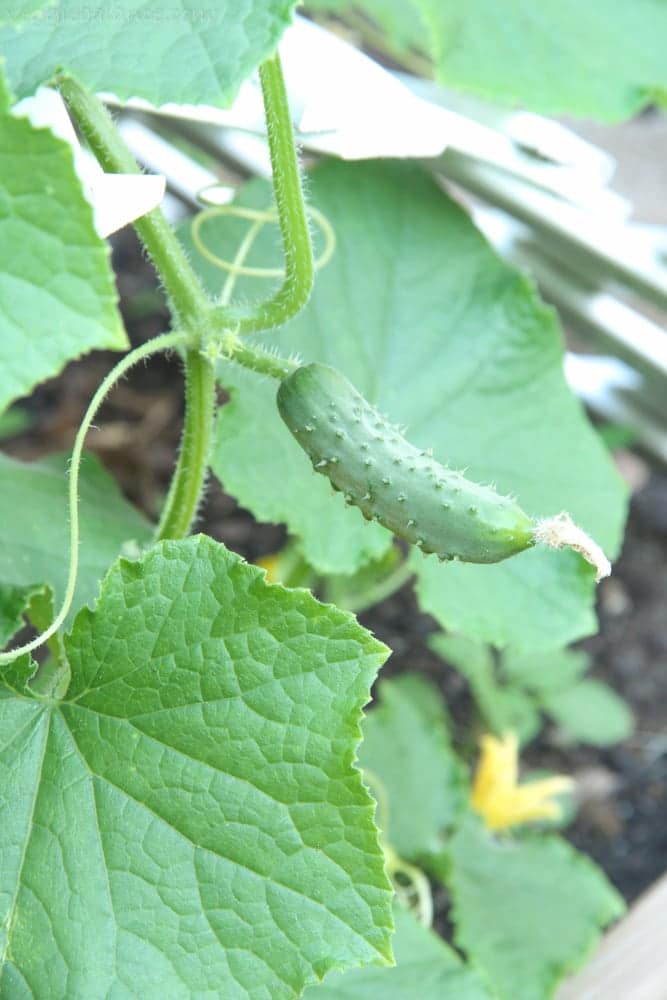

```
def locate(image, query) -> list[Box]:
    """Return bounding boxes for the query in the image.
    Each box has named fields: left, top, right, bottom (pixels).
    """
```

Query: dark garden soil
left=4, top=228, right=666, bottom=906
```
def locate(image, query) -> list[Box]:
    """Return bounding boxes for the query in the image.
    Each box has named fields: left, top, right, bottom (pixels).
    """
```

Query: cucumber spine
left=277, top=363, right=536, bottom=565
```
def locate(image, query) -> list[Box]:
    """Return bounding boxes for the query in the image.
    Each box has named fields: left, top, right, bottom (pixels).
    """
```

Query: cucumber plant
left=0, top=2, right=639, bottom=998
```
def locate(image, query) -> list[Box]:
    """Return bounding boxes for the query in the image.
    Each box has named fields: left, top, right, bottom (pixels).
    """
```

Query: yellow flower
left=256, top=553, right=281, bottom=584
left=471, top=732, right=574, bottom=831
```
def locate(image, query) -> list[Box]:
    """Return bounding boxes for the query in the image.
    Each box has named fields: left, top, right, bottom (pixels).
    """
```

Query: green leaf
left=429, top=632, right=494, bottom=680
left=187, top=159, right=625, bottom=646
left=416, top=547, right=602, bottom=651
left=0, top=536, right=393, bottom=997
left=0, top=0, right=297, bottom=106
left=500, top=647, right=590, bottom=694
left=0, top=583, right=43, bottom=647
left=306, top=0, right=667, bottom=120
left=306, top=0, right=430, bottom=56
left=360, top=675, right=467, bottom=859
left=303, top=903, right=493, bottom=999
left=541, top=678, right=633, bottom=746
left=0, top=92, right=126, bottom=411
left=441, top=815, right=624, bottom=1000
left=0, top=62, right=11, bottom=111
left=596, top=422, right=641, bottom=453
left=0, top=406, right=31, bottom=439
left=0, top=452, right=151, bottom=628
left=419, top=0, right=667, bottom=121
left=481, top=687, right=540, bottom=745
left=429, top=632, right=540, bottom=744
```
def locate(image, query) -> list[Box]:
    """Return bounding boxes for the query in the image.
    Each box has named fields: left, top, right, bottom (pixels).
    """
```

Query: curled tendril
left=0, top=330, right=192, bottom=666
left=190, top=201, right=336, bottom=289
left=363, top=768, right=434, bottom=928
left=384, top=844, right=434, bottom=929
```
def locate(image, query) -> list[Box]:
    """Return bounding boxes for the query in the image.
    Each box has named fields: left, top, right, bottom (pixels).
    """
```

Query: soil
left=4, top=227, right=666, bottom=905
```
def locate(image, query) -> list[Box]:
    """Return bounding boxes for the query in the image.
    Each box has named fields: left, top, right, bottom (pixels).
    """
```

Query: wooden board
left=557, top=873, right=667, bottom=1000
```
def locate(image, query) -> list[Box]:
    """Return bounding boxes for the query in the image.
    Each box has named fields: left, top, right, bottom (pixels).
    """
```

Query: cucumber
left=277, top=363, right=536, bottom=564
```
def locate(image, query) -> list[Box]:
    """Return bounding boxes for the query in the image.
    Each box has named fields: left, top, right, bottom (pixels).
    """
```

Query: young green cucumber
left=277, top=363, right=535, bottom=564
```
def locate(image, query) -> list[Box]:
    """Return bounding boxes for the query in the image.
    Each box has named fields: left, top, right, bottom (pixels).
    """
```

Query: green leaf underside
left=0, top=93, right=126, bottom=412
left=542, top=679, right=633, bottom=746
left=0, top=536, right=392, bottom=998
left=0, top=0, right=297, bottom=107
left=186, top=159, right=625, bottom=647
left=0, top=452, right=152, bottom=629
left=306, top=0, right=667, bottom=120
left=360, top=675, right=467, bottom=859
left=303, top=903, right=492, bottom=999
left=430, top=632, right=541, bottom=744
left=440, top=816, right=624, bottom=1000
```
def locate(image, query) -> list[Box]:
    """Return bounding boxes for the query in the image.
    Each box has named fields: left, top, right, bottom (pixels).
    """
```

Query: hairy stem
left=229, top=341, right=299, bottom=380
left=231, top=53, right=313, bottom=335
left=58, top=66, right=310, bottom=556
left=155, top=351, right=217, bottom=540
left=58, top=76, right=212, bottom=329
left=59, top=76, right=221, bottom=544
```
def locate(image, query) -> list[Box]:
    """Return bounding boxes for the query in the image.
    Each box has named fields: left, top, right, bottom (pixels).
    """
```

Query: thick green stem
left=57, top=75, right=212, bottom=329
left=229, top=341, right=298, bottom=380
left=232, top=53, right=313, bottom=335
left=58, top=67, right=308, bottom=552
left=155, top=352, right=216, bottom=540
left=59, top=76, right=221, bottom=543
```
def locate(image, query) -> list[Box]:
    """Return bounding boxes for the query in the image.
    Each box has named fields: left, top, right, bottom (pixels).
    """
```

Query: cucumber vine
left=1, top=51, right=312, bottom=665
left=0, top=48, right=610, bottom=667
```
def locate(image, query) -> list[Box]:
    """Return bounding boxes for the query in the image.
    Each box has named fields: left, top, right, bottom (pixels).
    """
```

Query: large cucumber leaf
left=185, top=159, right=626, bottom=648
left=0, top=72, right=126, bottom=411
left=0, top=1, right=297, bottom=106
left=0, top=536, right=392, bottom=997
left=306, top=0, right=667, bottom=120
